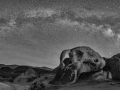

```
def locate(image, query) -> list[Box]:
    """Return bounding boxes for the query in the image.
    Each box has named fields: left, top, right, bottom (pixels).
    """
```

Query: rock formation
left=103, top=53, right=120, bottom=80
left=14, top=68, right=38, bottom=83
left=50, top=46, right=105, bottom=84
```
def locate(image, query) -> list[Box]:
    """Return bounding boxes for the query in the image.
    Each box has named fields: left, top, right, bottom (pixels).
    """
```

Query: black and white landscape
left=0, top=0, right=120, bottom=90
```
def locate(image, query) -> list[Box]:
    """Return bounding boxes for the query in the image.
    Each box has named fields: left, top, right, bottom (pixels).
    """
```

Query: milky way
left=0, top=0, right=120, bottom=68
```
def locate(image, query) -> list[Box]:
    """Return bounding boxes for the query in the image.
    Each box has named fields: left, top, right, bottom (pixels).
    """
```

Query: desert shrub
left=27, top=77, right=37, bottom=82
left=29, top=80, right=45, bottom=90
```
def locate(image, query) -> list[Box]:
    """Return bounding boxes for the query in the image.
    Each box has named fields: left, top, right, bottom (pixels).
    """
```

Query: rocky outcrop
left=103, top=54, right=120, bottom=80
left=14, top=68, right=38, bottom=83
left=50, top=46, right=105, bottom=84
left=0, top=64, right=53, bottom=83
left=25, top=68, right=38, bottom=77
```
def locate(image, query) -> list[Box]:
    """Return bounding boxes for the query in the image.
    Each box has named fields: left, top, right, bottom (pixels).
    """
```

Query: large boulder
left=50, top=46, right=105, bottom=84
left=69, top=46, right=105, bottom=69
left=103, top=53, right=120, bottom=80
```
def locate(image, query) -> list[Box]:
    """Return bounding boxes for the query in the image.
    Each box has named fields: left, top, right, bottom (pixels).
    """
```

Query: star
left=74, top=29, right=77, bottom=31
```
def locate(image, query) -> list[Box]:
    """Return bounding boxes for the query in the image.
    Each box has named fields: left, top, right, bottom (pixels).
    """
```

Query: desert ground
left=0, top=66, right=120, bottom=90
left=1, top=79, right=120, bottom=90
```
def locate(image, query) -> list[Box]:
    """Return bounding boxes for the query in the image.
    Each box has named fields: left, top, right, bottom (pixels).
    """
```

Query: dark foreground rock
left=103, top=53, right=120, bottom=80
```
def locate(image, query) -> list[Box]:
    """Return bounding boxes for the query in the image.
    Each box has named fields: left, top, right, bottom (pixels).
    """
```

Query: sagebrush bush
left=29, top=80, right=45, bottom=90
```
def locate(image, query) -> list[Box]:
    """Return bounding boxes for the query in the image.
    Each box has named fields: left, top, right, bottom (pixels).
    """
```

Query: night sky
left=0, top=0, right=120, bottom=68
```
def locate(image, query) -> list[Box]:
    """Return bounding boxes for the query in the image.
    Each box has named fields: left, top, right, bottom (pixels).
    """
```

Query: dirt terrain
left=0, top=82, right=29, bottom=90
left=45, top=80, right=120, bottom=90
left=0, top=72, right=120, bottom=90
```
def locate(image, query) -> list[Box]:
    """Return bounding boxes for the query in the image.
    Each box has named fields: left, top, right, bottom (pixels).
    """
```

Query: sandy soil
left=1, top=74, right=120, bottom=90
left=57, top=82, right=120, bottom=90
left=11, top=83, right=29, bottom=90
left=45, top=80, right=120, bottom=90
left=34, top=73, right=120, bottom=90
left=0, top=82, right=29, bottom=90
left=0, top=82, right=15, bottom=90
left=0, top=81, right=120, bottom=90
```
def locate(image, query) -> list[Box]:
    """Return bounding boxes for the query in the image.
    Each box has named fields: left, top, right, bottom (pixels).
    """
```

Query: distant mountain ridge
left=0, top=64, right=53, bottom=70
left=0, top=64, right=53, bottom=83
left=0, top=64, right=18, bottom=69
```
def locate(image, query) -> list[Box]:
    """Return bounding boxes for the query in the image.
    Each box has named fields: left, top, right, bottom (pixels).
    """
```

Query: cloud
left=8, top=18, right=16, bottom=27
left=78, top=23, right=116, bottom=38
left=117, top=34, right=120, bottom=39
left=115, top=34, right=120, bottom=46
left=79, top=23, right=105, bottom=33
left=24, top=8, right=57, bottom=18
left=55, top=18, right=116, bottom=38
left=0, top=6, right=120, bottom=48
left=0, top=25, right=12, bottom=37
left=102, top=28, right=115, bottom=37
left=56, top=19, right=80, bottom=26
left=0, top=18, right=17, bottom=38
left=72, top=7, right=119, bottom=20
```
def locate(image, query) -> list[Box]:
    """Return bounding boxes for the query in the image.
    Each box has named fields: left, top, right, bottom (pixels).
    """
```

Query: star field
left=0, top=0, right=120, bottom=68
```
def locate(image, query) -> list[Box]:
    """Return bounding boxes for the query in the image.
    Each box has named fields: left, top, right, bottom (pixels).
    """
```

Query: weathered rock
left=103, top=54, right=120, bottom=80
left=51, top=64, right=106, bottom=85
left=49, top=66, right=64, bottom=84
left=90, top=70, right=107, bottom=81
left=57, top=62, right=103, bottom=84
left=69, top=46, right=105, bottom=69
left=50, top=46, right=105, bottom=84
left=14, top=68, right=37, bottom=83
left=25, top=68, right=38, bottom=77
left=57, top=68, right=74, bottom=84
